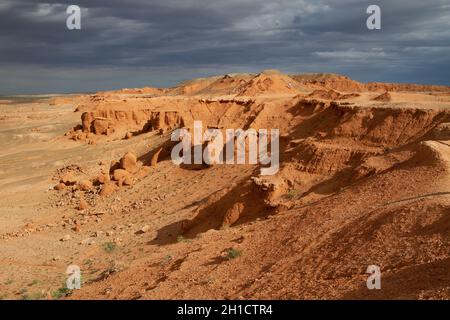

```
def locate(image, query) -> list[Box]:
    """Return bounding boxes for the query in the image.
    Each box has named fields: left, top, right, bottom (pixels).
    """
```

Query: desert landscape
left=0, top=70, right=449, bottom=300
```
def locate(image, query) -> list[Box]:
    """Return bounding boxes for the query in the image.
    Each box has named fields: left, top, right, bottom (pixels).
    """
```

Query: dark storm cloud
left=0, top=0, right=449, bottom=93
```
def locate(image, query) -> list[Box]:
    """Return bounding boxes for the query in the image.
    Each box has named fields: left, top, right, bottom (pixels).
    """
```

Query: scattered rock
left=100, top=183, right=117, bottom=197
left=77, top=199, right=89, bottom=211
left=93, top=231, right=103, bottom=237
left=372, top=91, right=392, bottom=102
left=136, top=166, right=151, bottom=179
left=60, top=235, right=71, bottom=242
left=433, top=123, right=450, bottom=140
left=54, top=183, right=66, bottom=191
left=73, top=223, right=81, bottom=232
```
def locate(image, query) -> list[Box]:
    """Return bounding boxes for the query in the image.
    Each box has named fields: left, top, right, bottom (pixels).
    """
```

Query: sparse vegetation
left=28, top=279, right=39, bottom=286
left=22, top=291, right=44, bottom=300
left=52, top=284, right=72, bottom=299
left=102, top=241, right=117, bottom=253
left=18, top=288, right=27, bottom=295
left=177, top=235, right=188, bottom=243
left=285, top=189, right=298, bottom=199
left=29, top=291, right=44, bottom=300
left=225, top=248, right=242, bottom=260
left=163, top=255, right=173, bottom=264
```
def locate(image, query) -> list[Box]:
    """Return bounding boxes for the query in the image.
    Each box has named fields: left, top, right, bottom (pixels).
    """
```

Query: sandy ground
left=0, top=71, right=449, bottom=300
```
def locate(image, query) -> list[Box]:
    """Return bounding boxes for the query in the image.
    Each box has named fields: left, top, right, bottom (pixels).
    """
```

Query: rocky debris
left=100, top=183, right=117, bottom=197
left=307, top=89, right=359, bottom=100
left=433, top=123, right=450, bottom=140
left=96, top=174, right=110, bottom=185
left=372, top=91, right=392, bottom=102
left=251, top=176, right=287, bottom=206
left=200, top=98, right=254, bottom=106
left=147, top=111, right=184, bottom=133
left=71, top=110, right=184, bottom=141
left=136, top=166, right=151, bottom=179
left=292, top=73, right=365, bottom=92
left=67, top=129, right=85, bottom=141
left=139, top=225, right=150, bottom=234
left=122, top=176, right=133, bottom=186
left=80, top=238, right=96, bottom=245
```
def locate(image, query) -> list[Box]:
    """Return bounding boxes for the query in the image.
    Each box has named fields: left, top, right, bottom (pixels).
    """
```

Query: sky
left=0, top=0, right=449, bottom=94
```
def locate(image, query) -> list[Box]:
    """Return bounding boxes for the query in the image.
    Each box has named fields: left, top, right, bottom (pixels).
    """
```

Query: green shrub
left=225, top=248, right=242, bottom=260
left=103, top=242, right=117, bottom=253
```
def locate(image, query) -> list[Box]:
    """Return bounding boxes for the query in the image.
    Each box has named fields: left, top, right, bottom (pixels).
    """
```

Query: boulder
left=60, top=173, right=77, bottom=186
left=151, top=147, right=163, bottom=166
left=120, top=152, right=138, bottom=173
left=77, top=199, right=89, bottom=211
left=96, top=174, right=110, bottom=185
left=77, top=180, right=93, bottom=191
left=54, top=183, right=66, bottom=191
left=92, top=118, right=109, bottom=135
left=81, top=112, right=93, bottom=133
left=113, top=169, right=130, bottom=181
left=222, top=202, right=244, bottom=227
left=123, top=176, right=133, bottom=186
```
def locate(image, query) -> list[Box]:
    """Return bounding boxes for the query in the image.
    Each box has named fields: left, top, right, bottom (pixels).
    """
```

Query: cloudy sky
left=0, top=0, right=449, bottom=94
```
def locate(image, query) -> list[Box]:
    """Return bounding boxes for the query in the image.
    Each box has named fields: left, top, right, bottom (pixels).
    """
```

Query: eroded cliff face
left=3, top=71, right=449, bottom=300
